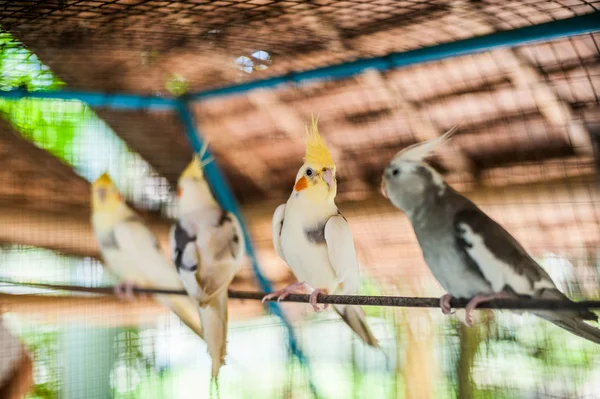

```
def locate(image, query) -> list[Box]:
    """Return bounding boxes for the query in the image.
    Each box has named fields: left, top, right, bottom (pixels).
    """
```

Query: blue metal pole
left=189, top=12, right=600, bottom=101
left=174, top=101, right=318, bottom=394
left=0, top=88, right=176, bottom=109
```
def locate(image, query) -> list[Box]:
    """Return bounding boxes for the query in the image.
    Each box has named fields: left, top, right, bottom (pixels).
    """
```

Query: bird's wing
left=453, top=206, right=556, bottom=295
left=324, top=214, right=379, bottom=347
left=198, top=288, right=229, bottom=378
left=112, top=218, right=203, bottom=338
left=272, top=204, right=287, bottom=262
left=113, top=218, right=184, bottom=289
left=324, top=213, right=360, bottom=295
left=170, top=222, right=201, bottom=273
left=194, top=209, right=245, bottom=306
left=170, top=221, right=203, bottom=301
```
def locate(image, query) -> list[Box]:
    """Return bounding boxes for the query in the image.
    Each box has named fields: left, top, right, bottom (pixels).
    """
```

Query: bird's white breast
left=280, top=201, right=337, bottom=290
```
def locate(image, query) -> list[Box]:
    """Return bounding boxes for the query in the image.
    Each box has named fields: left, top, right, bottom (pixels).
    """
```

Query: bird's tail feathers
left=334, top=304, right=379, bottom=348
left=536, top=288, right=598, bottom=321
left=199, top=289, right=229, bottom=379
left=534, top=312, right=600, bottom=344
left=532, top=288, right=600, bottom=344
left=155, top=294, right=204, bottom=339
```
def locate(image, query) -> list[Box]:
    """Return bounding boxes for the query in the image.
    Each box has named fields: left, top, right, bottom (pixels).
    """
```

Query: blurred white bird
left=171, top=149, right=245, bottom=379
left=90, top=173, right=204, bottom=339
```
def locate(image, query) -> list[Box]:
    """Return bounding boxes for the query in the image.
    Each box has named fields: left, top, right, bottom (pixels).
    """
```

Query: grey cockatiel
left=380, top=128, right=600, bottom=344
left=262, top=118, right=379, bottom=348
left=170, top=149, right=245, bottom=379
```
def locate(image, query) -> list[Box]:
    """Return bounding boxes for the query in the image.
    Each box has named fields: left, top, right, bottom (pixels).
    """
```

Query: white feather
left=324, top=215, right=360, bottom=295
left=394, top=124, right=460, bottom=163
left=111, top=220, right=185, bottom=289
left=98, top=218, right=203, bottom=338
left=272, top=204, right=287, bottom=262
left=279, top=198, right=338, bottom=293
left=458, top=223, right=555, bottom=294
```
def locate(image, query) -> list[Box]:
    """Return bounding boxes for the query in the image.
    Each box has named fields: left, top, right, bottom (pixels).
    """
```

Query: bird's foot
left=440, top=293, right=454, bottom=315
left=464, top=292, right=505, bottom=326
left=114, top=281, right=139, bottom=302
left=309, top=288, right=329, bottom=312
left=261, top=282, right=309, bottom=303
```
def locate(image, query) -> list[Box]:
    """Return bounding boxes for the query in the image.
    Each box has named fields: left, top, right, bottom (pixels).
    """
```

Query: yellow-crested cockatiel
left=262, top=118, right=379, bottom=347
left=90, top=173, right=203, bottom=339
left=170, top=147, right=245, bottom=379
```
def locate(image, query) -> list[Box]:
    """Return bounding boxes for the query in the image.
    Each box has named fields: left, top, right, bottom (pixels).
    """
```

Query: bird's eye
left=306, top=168, right=313, bottom=177
left=392, top=168, right=400, bottom=177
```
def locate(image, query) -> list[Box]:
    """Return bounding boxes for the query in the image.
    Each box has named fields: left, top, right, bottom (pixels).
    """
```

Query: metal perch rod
left=2, top=280, right=600, bottom=311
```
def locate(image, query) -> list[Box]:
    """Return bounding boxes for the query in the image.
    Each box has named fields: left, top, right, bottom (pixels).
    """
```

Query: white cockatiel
left=90, top=173, right=204, bottom=339
left=380, top=129, right=600, bottom=344
left=170, top=150, right=245, bottom=379
left=262, top=118, right=379, bottom=347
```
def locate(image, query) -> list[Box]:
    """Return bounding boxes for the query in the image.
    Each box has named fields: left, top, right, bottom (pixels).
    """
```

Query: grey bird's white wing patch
left=272, top=204, right=287, bottom=262
left=454, top=207, right=555, bottom=296
left=324, top=214, right=360, bottom=295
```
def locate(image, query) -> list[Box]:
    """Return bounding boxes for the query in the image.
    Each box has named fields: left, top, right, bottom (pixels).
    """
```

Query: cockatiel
left=170, top=147, right=245, bottom=379
left=90, top=173, right=204, bottom=339
left=262, top=118, right=379, bottom=347
left=380, top=129, right=600, bottom=344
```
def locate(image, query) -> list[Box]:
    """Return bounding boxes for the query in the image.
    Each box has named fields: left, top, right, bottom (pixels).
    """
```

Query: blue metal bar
left=174, top=101, right=318, bottom=394
left=1, top=13, right=597, bottom=109
left=0, top=88, right=176, bottom=109
left=190, top=12, right=600, bottom=101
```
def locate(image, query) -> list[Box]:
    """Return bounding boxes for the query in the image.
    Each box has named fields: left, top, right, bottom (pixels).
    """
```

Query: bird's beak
left=322, top=168, right=334, bottom=189
left=380, top=178, right=388, bottom=199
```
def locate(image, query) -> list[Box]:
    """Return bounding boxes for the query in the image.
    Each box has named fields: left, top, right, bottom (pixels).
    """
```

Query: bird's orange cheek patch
left=294, top=176, right=308, bottom=192
left=177, top=187, right=182, bottom=197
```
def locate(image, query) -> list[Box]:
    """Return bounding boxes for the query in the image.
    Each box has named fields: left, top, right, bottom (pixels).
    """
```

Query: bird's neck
left=92, top=202, right=135, bottom=231
left=178, top=183, right=218, bottom=214
left=408, top=186, right=461, bottom=228
left=287, top=191, right=337, bottom=224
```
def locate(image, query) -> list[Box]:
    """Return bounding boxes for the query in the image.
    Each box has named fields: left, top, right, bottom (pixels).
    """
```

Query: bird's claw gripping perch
left=440, top=293, right=454, bottom=315
left=464, top=293, right=505, bottom=326
left=309, top=289, right=329, bottom=312
left=261, top=282, right=309, bottom=304
left=114, top=281, right=140, bottom=302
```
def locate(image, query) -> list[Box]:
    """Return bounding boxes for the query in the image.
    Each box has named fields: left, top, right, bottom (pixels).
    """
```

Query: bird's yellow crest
left=91, top=171, right=122, bottom=211
left=180, top=141, right=213, bottom=180
left=181, top=155, right=205, bottom=179
left=93, top=172, right=114, bottom=187
left=303, top=116, right=335, bottom=170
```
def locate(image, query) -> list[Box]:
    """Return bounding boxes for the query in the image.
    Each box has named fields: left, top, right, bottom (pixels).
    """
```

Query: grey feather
left=212, top=210, right=242, bottom=261
left=99, top=230, right=119, bottom=250
left=382, top=156, right=600, bottom=344
left=304, top=223, right=327, bottom=244
left=454, top=207, right=552, bottom=289
left=172, top=221, right=198, bottom=272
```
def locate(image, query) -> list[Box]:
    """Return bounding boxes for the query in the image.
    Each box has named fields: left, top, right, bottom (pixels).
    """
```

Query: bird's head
left=381, top=126, right=459, bottom=213
left=293, top=117, right=337, bottom=203
left=176, top=142, right=216, bottom=209
left=91, top=172, right=123, bottom=212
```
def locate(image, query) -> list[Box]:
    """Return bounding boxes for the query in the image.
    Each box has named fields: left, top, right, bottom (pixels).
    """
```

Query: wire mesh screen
left=1, top=1, right=598, bottom=93
left=0, top=2, right=600, bottom=399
